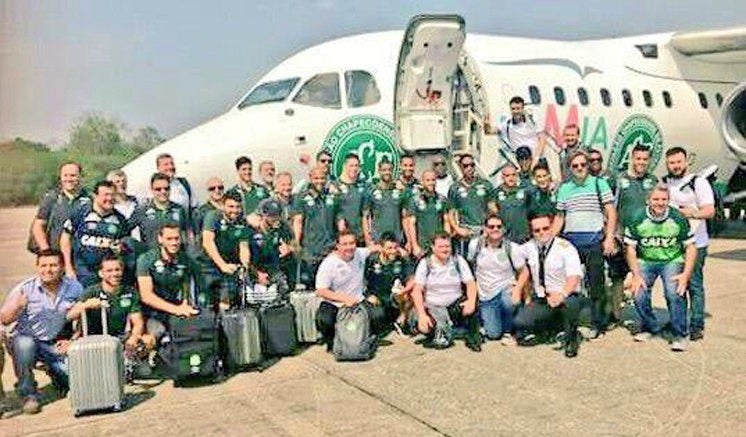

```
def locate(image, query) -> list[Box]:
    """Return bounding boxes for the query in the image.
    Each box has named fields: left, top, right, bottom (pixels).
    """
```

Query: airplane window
left=578, top=87, right=589, bottom=106
left=698, top=92, right=708, bottom=109
left=293, top=73, right=341, bottom=109
left=529, top=85, right=541, bottom=104
left=662, top=91, right=672, bottom=108
left=622, top=89, right=633, bottom=107
left=600, top=88, right=611, bottom=106
left=238, top=77, right=300, bottom=109
left=643, top=90, right=653, bottom=107
left=554, top=87, right=566, bottom=105
left=345, top=70, right=381, bottom=108
left=716, top=93, right=723, bottom=107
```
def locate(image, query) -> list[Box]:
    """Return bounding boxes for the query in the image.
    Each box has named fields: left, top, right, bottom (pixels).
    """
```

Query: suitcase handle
left=81, top=300, right=109, bottom=336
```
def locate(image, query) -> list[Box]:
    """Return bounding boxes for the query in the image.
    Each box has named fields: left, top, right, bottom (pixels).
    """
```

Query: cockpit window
left=238, top=78, right=300, bottom=109
left=345, top=70, right=381, bottom=108
left=292, top=73, right=341, bottom=109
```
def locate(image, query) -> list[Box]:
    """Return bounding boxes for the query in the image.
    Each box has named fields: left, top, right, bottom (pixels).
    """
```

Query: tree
left=67, top=114, right=125, bottom=155
left=129, top=126, right=165, bottom=153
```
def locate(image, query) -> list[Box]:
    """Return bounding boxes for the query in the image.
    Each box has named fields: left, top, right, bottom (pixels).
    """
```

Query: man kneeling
left=411, top=233, right=482, bottom=352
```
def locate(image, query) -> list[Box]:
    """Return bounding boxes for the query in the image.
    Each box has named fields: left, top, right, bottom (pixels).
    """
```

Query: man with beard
left=449, top=153, right=498, bottom=255
left=528, top=165, right=557, bottom=217
left=494, top=164, right=531, bottom=244
left=259, top=160, right=276, bottom=192
left=432, top=153, right=454, bottom=198
left=396, top=153, right=420, bottom=201
left=559, top=125, right=584, bottom=180
left=404, top=170, right=452, bottom=258
left=498, top=96, right=546, bottom=158
left=363, top=159, right=406, bottom=246
left=130, top=173, right=189, bottom=248
left=227, top=156, right=270, bottom=218
left=329, top=154, right=368, bottom=244
left=664, top=146, right=715, bottom=342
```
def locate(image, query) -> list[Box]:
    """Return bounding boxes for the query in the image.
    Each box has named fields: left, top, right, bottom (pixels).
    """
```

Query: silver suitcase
left=222, top=307, right=263, bottom=367
left=68, top=305, right=125, bottom=417
left=289, top=291, right=321, bottom=343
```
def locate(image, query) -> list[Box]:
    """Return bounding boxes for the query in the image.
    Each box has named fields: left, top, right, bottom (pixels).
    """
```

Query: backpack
left=469, top=238, right=517, bottom=275
left=333, top=302, right=377, bottom=361
left=686, top=175, right=725, bottom=236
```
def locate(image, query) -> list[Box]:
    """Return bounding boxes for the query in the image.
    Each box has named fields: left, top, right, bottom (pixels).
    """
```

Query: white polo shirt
left=501, top=118, right=539, bottom=156
left=315, top=248, right=370, bottom=307
left=666, top=175, right=715, bottom=248
left=467, top=238, right=525, bottom=301
left=435, top=174, right=454, bottom=198
left=414, top=255, right=474, bottom=307
left=523, top=238, right=582, bottom=297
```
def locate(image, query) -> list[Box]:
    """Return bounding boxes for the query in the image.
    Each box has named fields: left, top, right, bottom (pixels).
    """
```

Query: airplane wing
left=670, top=27, right=746, bottom=63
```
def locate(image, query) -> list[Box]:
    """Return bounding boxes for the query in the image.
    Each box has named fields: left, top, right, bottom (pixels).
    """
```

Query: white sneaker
left=671, top=338, right=688, bottom=352
left=500, top=334, right=517, bottom=346
left=633, top=332, right=653, bottom=342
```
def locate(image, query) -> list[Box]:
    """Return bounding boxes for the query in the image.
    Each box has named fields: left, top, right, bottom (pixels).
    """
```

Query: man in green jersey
left=527, top=165, right=557, bottom=217
left=227, top=156, right=270, bottom=219
left=494, top=164, right=531, bottom=243
left=292, top=165, right=341, bottom=287
left=137, top=222, right=200, bottom=343
left=515, top=146, right=534, bottom=187
left=624, top=184, right=696, bottom=352
left=363, top=159, right=406, bottom=246
left=395, top=153, right=421, bottom=201
left=130, top=173, right=189, bottom=248
left=201, top=191, right=251, bottom=309
left=449, top=153, right=498, bottom=255
left=192, top=177, right=225, bottom=238
left=249, top=199, right=294, bottom=284
left=404, top=170, right=452, bottom=258
left=329, top=153, right=368, bottom=244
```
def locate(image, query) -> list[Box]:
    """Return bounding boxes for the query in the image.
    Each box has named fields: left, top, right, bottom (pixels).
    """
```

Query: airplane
left=122, top=14, right=746, bottom=215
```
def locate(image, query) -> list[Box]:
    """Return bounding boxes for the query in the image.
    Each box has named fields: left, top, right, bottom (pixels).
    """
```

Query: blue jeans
left=635, top=262, right=689, bottom=338
left=11, top=335, right=68, bottom=399
left=689, top=247, right=708, bottom=332
left=479, top=289, right=515, bottom=340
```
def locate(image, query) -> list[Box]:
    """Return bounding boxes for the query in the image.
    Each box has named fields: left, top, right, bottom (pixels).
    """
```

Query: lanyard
left=538, top=239, right=555, bottom=289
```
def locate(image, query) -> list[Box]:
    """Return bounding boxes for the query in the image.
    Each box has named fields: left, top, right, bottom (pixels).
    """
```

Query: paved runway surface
left=1, top=207, right=745, bottom=436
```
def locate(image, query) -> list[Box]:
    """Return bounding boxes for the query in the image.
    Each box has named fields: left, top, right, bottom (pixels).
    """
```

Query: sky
left=1, top=0, right=744, bottom=144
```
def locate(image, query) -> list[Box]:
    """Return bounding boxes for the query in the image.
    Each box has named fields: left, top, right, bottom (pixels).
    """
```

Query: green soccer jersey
left=200, top=210, right=251, bottom=269
left=363, top=182, right=405, bottom=243
left=136, top=247, right=198, bottom=319
left=616, top=172, right=658, bottom=229
left=130, top=200, right=188, bottom=248
left=80, top=283, right=141, bottom=337
left=448, top=177, right=495, bottom=227
left=330, top=179, right=368, bottom=237
left=405, top=190, right=451, bottom=250
left=527, top=186, right=557, bottom=217
left=248, top=222, right=294, bottom=274
left=35, top=188, right=90, bottom=252
left=364, top=253, right=415, bottom=306
left=192, top=201, right=220, bottom=237
left=624, top=207, right=693, bottom=263
left=494, top=184, right=531, bottom=242
left=291, top=188, right=339, bottom=258
left=228, top=183, right=270, bottom=217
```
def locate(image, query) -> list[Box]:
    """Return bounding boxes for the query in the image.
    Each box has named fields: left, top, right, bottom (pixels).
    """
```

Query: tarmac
left=1, top=206, right=745, bottom=436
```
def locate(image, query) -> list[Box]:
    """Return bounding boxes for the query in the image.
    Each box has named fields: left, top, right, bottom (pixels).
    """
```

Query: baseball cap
left=515, top=146, right=532, bottom=160
left=259, top=199, right=282, bottom=217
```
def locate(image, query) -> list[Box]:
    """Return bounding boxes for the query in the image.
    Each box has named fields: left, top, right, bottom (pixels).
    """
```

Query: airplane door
left=395, top=14, right=466, bottom=152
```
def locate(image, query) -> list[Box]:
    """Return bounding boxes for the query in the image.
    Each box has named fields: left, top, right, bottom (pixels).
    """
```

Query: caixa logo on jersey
left=322, top=115, right=400, bottom=182
left=609, top=114, right=663, bottom=173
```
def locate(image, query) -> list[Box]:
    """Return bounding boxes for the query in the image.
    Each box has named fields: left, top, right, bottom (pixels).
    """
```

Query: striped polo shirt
left=556, top=175, right=613, bottom=234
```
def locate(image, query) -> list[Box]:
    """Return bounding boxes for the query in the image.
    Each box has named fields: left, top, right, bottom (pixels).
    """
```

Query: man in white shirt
left=664, top=146, right=715, bottom=341
left=315, top=231, right=381, bottom=351
left=432, top=153, right=453, bottom=198
left=514, top=214, right=583, bottom=358
left=155, top=153, right=197, bottom=216
left=498, top=96, right=547, bottom=158
left=467, top=215, right=529, bottom=344
left=411, top=233, right=481, bottom=352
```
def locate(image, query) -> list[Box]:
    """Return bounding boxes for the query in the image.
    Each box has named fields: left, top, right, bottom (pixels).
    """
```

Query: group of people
left=0, top=96, right=716, bottom=416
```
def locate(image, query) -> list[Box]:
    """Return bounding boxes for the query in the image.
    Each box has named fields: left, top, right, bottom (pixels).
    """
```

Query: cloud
left=312, top=0, right=334, bottom=10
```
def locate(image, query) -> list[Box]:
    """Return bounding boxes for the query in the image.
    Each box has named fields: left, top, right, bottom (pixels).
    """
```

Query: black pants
left=316, top=301, right=387, bottom=349
left=513, top=294, right=581, bottom=339
left=576, top=243, right=607, bottom=329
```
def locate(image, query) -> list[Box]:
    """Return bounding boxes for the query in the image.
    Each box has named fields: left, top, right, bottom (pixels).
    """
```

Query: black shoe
left=465, top=341, right=482, bottom=352
left=517, top=333, right=538, bottom=347
left=690, top=330, right=704, bottom=342
left=564, top=334, right=580, bottom=358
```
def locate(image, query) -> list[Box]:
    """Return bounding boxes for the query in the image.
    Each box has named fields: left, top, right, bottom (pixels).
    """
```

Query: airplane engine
left=721, top=81, right=746, bottom=163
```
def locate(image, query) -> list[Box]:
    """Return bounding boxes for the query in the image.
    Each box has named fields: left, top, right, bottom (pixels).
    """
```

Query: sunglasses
left=153, top=186, right=170, bottom=192
left=571, top=162, right=587, bottom=169
left=208, top=185, right=224, bottom=192
left=433, top=161, right=446, bottom=166
left=589, top=157, right=602, bottom=163
left=461, top=162, right=475, bottom=168
left=486, top=224, right=503, bottom=230
left=532, top=226, right=551, bottom=233
left=319, top=158, right=331, bottom=164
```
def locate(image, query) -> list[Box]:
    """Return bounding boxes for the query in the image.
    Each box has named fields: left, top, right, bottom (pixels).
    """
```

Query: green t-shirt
left=404, top=191, right=451, bottom=250
left=192, top=201, right=220, bottom=237
left=364, top=253, right=414, bottom=306
left=200, top=210, right=251, bottom=269
left=80, top=283, right=141, bottom=337
left=494, top=184, right=531, bottom=242
left=398, top=178, right=422, bottom=204
left=616, top=173, right=658, bottom=229
left=228, top=183, right=270, bottom=217
left=527, top=186, right=557, bottom=217
left=363, top=183, right=405, bottom=243
left=291, top=188, right=339, bottom=258
left=248, top=222, right=294, bottom=274
left=130, top=200, right=188, bottom=248
left=624, top=207, right=693, bottom=263
left=35, top=188, right=90, bottom=252
left=448, top=177, right=495, bottom=227
left=136, top=247, right=198, bottom=318
left=330, top=179, right=368, bottom=237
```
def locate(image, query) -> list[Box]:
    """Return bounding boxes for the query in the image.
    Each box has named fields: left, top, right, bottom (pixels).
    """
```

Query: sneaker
left=586, top=328, right=606, bottom=341
left=633, top=332, right=653, bottom=342
left=22, top=397, right=41, bottom=415
left=671, top=338, right=688, bottom=352
left=465, top=341, right=482, bottom=352
left=392, top=321, right=405, bottom=337
left=500, top=334, right=517, bottom=346
left=517, top=333, right=538, bottom=346
left=690, top=330, right=704, bottom=342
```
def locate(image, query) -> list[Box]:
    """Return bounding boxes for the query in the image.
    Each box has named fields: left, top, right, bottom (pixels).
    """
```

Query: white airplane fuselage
left=122, top=27, right=746, bottom=201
